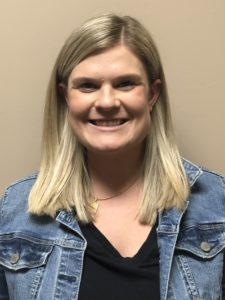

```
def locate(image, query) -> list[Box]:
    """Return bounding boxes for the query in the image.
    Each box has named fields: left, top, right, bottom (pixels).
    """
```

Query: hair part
left=28, top=13, right=189, bottom=225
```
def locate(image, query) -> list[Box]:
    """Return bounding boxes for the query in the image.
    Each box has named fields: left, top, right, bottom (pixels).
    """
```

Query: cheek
left=66, top=102, right=85, bottom=132
left=123, top=88, right=150, bottom=113
left=67, top=113, right=78, bottom=133
left=67, top=96, right=89, bottom=119
left=67, top=113, right=86, bottom=143
left=126, top=101, right=150, bottom=120
left=139, top=111, right=151, bottom=133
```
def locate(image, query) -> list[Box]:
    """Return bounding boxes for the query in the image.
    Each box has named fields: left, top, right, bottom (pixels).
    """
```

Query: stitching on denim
left=0, top=174, right=38, bottom=221
left=5, top=173, right=38, bottom=191
left=29, top=267, right=45, bottom=299
left=220, top=176, right=225, bottom=201
left=200, top=166, right=224, bottom=179
left=177, top=254, right=200, bottom=298
left=0, top=190, right=9, bottom=221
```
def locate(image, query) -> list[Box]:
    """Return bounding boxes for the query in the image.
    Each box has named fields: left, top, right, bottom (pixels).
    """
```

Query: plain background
left=0, top=0, right=224, bottom=195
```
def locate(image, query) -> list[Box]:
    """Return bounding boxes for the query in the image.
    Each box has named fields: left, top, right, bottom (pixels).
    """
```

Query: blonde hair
left=28, top=13, right=189, bottom=225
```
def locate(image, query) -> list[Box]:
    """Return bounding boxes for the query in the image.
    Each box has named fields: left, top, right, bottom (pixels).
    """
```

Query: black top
left=78, top=221, right=160, bottom=300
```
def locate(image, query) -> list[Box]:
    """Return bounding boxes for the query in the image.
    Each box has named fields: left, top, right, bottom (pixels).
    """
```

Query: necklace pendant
left=90, top=198, right=99, bottom=213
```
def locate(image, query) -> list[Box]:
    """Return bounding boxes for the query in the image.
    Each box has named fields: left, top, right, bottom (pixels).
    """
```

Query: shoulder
left=183, top=157, right=224, bottom=188
left=0, top=174, right=65, bottom=240
left=2, top=173, right=38, bottom=195
left=182, top=158, right=225, bottom=221
left=0, top=173, right=38, bottom=224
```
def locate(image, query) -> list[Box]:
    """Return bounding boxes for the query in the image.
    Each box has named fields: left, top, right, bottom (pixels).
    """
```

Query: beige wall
left=0, top=0, right=224, bottom=194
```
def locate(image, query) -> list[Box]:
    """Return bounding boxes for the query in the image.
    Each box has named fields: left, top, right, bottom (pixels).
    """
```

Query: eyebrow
left=70, top=74, right=143, bottom=85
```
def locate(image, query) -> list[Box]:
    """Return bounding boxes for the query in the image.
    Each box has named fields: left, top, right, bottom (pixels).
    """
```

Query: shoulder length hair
left=28, top=13, right=189, bottom=225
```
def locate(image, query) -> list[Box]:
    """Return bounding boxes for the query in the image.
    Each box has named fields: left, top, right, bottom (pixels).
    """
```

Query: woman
left=0, top=13, right=224, bottom=300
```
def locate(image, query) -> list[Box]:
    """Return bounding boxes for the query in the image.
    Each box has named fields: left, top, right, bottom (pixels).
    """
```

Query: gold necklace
left=90, top=176, right=140, bottom=213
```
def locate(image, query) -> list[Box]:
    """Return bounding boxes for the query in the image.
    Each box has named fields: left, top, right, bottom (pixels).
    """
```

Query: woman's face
left=64, top=45, right=160, bottom=155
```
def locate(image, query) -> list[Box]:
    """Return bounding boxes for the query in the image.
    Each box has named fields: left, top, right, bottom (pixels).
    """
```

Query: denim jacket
left=0, top=159, right=225, bottom=300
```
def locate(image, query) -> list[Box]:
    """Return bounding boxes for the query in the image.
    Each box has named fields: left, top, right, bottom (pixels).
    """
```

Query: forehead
left=69, top=45, right=147, bottom=80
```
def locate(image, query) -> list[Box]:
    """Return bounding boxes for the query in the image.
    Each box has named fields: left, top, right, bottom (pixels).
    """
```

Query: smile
left=89, top=119, right=128, bottom=127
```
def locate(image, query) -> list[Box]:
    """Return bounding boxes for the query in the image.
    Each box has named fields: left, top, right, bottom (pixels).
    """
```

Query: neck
left=87, top=146, right=144, bottom=198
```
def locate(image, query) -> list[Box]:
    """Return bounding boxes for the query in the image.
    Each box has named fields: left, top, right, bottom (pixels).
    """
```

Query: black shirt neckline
left=78, top=220, right=160, bottom=300
left=88, top=221, right=158, bottom=263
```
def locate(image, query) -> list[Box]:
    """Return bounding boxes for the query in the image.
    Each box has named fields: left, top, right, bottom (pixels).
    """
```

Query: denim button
left=200, top=242, right=211, bottom=252
left=10, top=252, right=20, bottom=264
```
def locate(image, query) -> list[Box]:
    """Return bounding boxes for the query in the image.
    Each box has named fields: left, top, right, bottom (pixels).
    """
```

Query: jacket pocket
left=176, top=222, right=225, bottom=258
left=0, top=233, right=53, bottom=271
left=174, top=222, right=225, bottom=299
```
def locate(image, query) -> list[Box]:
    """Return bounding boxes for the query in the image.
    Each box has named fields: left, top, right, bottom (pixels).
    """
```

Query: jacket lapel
left=158, top=159, right=203, bottom=300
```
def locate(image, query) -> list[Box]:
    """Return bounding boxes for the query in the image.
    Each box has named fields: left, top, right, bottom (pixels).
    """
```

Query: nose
left=94, top=85, right=120, bottom=111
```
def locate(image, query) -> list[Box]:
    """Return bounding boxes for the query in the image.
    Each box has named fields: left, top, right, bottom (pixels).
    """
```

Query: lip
left=87, top=118, right=129, bottom=130
left=89, top=118, right=127, bottom=125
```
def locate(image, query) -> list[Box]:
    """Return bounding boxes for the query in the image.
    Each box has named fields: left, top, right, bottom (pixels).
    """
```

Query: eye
left=115, top=80, right=136, bottom=91
left=77, top=82, right=98, bottom=93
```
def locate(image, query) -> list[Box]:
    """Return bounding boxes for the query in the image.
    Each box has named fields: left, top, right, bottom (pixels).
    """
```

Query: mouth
left=88, top=119, right=128, bottom=127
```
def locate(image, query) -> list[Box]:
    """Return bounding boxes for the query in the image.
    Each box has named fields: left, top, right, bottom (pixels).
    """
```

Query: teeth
left=92, top=119, right=125, bottom=126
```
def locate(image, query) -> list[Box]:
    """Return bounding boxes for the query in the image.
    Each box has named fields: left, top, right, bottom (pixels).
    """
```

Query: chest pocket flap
left=176, top=222, right=225, bottom=259
left=0, top=233, right=53, bottom=271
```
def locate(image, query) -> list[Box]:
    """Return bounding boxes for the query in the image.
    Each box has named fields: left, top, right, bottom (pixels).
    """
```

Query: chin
left=85, top=142, right=139, bottom=156
left=87, top=146, right=125, bottom=154
left=85, top=140, right=118, bottom=149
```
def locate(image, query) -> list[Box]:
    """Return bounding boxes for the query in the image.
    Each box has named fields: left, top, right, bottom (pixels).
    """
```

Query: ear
left=148, top=79, right=161, bottom=112
left=58, top=83, right=68, bottom=103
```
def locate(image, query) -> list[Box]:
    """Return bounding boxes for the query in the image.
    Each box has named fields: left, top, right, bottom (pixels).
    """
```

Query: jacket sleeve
left=0, top=266, right=9, bottom=299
